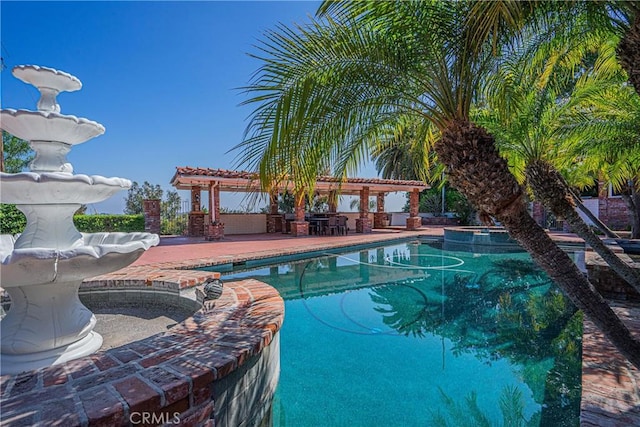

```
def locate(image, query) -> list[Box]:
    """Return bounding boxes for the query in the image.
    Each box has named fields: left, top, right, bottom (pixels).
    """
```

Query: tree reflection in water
left=368, top=257, right=581, bottom=426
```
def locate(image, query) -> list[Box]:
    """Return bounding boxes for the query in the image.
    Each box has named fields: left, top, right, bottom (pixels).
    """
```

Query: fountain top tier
left=14, top=64, right=82, bottom=113
left=0, top=65, right=106, bottom=174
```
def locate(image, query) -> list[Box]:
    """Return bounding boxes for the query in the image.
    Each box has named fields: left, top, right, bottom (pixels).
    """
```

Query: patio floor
left=108, top=227, right=638, bottom=426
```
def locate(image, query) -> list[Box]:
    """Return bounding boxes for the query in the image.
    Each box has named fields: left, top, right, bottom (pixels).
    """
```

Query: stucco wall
left=220, top=214, right=267, bottom=234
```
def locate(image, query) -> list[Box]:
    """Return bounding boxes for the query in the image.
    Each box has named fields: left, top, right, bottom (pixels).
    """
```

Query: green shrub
left=161, top=215, right=187, bottom=236
left=73, top=214, right=145, bottom=233
left=1, top=209, right=145, bottom=235
left=0, top=204, right=27, bottom=235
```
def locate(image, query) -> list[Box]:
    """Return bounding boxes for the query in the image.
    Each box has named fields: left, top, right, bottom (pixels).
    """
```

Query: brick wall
left=599, top=197, right=631, bottom=230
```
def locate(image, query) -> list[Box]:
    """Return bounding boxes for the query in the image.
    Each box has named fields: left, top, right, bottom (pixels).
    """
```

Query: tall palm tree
left=236, top=1, right=640, bottom=367
left=477, top=31, right=640, bottom=294
left=567, top=82, right=640, bottom=237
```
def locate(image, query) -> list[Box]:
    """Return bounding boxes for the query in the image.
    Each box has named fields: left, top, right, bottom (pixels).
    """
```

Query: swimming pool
left=221, top=240, right=582, bottom=426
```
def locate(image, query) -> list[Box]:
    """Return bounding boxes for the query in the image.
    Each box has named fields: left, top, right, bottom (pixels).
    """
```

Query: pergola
left=170, top=167, right=429, bottom=238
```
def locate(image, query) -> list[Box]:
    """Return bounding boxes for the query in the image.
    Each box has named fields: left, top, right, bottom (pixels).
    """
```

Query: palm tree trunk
left=436, top=120, right=640, bottom=368
left=617, top=11, right=640, bottom=96
left=569, top=189, right=620, bottom=239
left=526, top=159, right=640, bottom=295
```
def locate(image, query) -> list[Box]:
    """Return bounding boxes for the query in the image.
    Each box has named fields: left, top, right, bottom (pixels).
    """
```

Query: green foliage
left=124, top=181, right=164, bottom=215
left=123, top=181, right=183, bottom=234
left=0, top=204, right=27, bottom=235
left=2, top=131, right=33, bottom=173
left=73, top=214, right=144, bottom=233
left=403, top=187, right=475, bottom=224
left=1, top=210, right=145, bottom=235
left=162, top=190, right=182, bottom=218
left=1, top=132, right=34, bottom=235
left=161, top=216, right=187, bottom=236
left=276, top=191, right=329, bottom=213
left=431, top=385, right=533, bottom=427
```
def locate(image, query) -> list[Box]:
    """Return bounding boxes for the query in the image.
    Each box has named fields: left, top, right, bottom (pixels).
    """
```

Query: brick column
left=291, top=189, right=309, bottom=236
left=266, top=192, right=282, bottom=233
left=188, top=187, right=205, bottom=237
left=270, top=192, right=279, bottom=215
left=191, top=188, right=201, bottom=212
left=373, top=192, right=387, bottom=228
left=360, top=187, right=370, bottom=218
left=213, top=184, right=221, bottom=222
left=205, top=183, right=224, bottom=240
left=188, top=212, right=205, bottom=237
left=406, top=188, right=421, bottom=230
left=143, top=199, right=161, bottom=235
left=356, top=186, right=372, bottom=233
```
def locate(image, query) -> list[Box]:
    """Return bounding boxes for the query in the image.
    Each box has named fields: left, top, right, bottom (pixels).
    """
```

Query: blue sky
left=1, top=1, right=405, bottom=213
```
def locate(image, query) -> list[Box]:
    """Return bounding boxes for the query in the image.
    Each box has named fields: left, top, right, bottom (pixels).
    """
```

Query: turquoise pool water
left=222, top=240, right=582, bottom=426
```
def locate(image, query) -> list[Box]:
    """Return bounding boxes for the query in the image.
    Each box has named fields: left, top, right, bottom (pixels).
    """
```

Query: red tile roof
left=171, top=167, right=428, bottom=192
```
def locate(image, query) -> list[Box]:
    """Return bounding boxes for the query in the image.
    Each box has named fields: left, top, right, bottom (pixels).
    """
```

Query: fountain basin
left=1, top=109, right=105, bottom=146
left=13, top=64, right=81, bottom=94
left=0, top=232, right=159, bottom=373
left=0, top=172, right=130, bottom=204
left=1, top=232, right=160, bottom=286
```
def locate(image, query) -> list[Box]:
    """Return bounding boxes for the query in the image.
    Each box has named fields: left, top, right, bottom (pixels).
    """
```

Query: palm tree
left=477, top=30, right=640, bottom=294
left=370, top=118, right=438, bottom=182
left=568, top=82, right=640, bottom=237
left=236, top=1, right=640, bottom=367
left=617, top=11, right=640, bottom=94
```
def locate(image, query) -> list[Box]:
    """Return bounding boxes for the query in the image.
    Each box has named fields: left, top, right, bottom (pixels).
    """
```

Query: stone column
left=143, top=199, right=161, bottom=235
left=373, top=192, right=388, bottom=228
left=406, top=188, right=422, bottom=230
left=356, top=186, right=372, bottom=233
left=291, top=190, right=309, bottom=236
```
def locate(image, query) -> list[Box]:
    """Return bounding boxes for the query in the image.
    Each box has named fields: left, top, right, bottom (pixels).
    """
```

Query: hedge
left=73, top=214, right=145, bottom=233
left=0, top=205, right=144, bottom=235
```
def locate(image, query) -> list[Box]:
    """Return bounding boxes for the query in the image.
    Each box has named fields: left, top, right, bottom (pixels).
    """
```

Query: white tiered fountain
left=0, top=65, right=159, bottom=374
